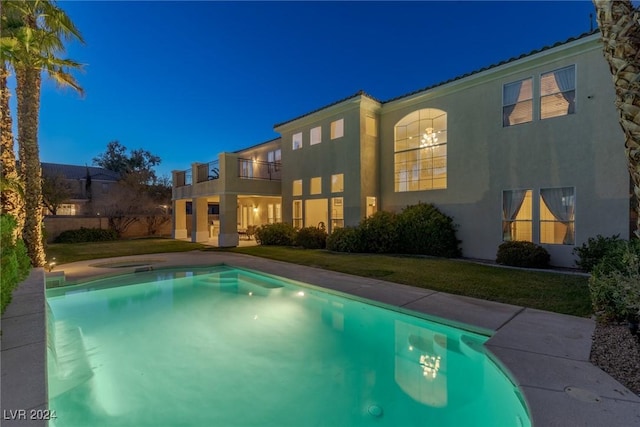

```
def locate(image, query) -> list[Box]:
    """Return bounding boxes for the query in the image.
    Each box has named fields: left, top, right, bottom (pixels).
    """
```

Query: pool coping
left=2, top=250, right=640, bottom=426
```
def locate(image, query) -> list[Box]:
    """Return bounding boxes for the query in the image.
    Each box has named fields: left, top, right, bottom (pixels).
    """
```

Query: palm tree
left=0, top=3, right=25, bottom=243
left=594, top=0, right=640, bottom=237
left=1, top=0, right=84, bottom=266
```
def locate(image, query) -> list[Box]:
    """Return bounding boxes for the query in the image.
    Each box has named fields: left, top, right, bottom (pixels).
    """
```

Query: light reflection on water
left=46, top=266, right=530, bottom=427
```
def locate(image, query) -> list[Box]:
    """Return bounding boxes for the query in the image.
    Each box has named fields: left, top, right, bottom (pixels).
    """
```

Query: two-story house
left=172, top=31, right=630, bottom=267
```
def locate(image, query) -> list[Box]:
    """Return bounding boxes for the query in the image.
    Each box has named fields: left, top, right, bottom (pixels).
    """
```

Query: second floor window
left=540, top=65, right=576, bottom=120
left=503, top=78, right=533, bottom=127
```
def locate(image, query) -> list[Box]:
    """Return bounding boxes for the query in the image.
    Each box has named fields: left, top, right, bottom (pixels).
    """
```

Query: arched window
left=394, top=108, right=447, bottom=192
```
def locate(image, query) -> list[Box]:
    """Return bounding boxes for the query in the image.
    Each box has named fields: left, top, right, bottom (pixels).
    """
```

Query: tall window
left=239, top=159, right=253, bottom=178
left=540, top=65, right=575, bottom=120
left=293, top=179, right=302, bottom=196
left=292, top=132, right=302, bottom=150
left=331, top=174, right=344, bottom=193
left=293, top=200, right=303, bottom=228
left=331, top=119, right=344, bottom=139
left=502, top=190, right=532, bottom=241
left=331, top=197, right=344, bottom=230
left=394, top=108, right=447, bottom=192
left=310, top=177, right=322, bottom=195
left=540, top=187, right=575, bottom=244
left=310, top=126, right=322, bottom=145
left=503, top=78, right=533, bottom=127
left=268, top=149, right=281, bottom=171
left=267, top=203, right=282, bottom=223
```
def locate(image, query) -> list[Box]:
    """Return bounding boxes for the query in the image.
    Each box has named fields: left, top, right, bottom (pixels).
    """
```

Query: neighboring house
left=172, top=31, right=630, bottom=267
left=41, top=163, right=120, bottom=215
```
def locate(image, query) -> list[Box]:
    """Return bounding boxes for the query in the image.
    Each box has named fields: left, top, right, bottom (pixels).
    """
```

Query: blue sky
left=11, top=0, right=600, bottom=179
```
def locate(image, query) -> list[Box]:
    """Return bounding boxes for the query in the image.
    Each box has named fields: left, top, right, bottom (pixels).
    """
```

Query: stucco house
left=41, top=163, right=120, bottom=216
left=172, top=31, right=630, bottom=267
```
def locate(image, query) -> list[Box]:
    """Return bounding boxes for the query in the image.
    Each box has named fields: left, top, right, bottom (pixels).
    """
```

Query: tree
left=0, top=4, right=25, bottom=243
left=93, top=140, right=161, bottom=185
left=2, top=0, right=84, bottom=266
left=41, top=173, right=71, bottom=215
left=594, top=0, right=640, bottom=237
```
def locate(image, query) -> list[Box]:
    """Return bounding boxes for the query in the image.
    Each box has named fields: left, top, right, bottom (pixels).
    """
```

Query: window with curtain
left=310, top=177, right=322, bottom=195
left=394, top=108, right=447, bottom=192
left=541, top=65, right=575, bottom=120
left=540, top=187, right=575, bottom=244
left=502, top=190, right=532, bottom=241
left=502, top=78, right=533, bottom=127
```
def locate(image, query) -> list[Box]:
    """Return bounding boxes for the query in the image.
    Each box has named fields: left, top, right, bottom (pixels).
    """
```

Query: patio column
left=191, top=197, right=209, bottom=242
left=173, top=199, right=187, bottom=239
left=218, top=193, right=239, bottom=247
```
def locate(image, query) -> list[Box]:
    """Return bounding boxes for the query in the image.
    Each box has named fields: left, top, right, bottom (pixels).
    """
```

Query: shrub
left=255, top=223, right=297, bottom=246
left=358, top=211, right=399, bottom=253
left=295, top=226, right=327, bottom=249
left=53, top=227, right=118, bottom=243
left=573, top=234, right=624, bottom=272
left=496, top=241, right=550, bottom=269
left=396, top=203, right=461, bottom=257
left=326, top=227, right=362, bottom=253
left=589, top=243, right=640, bottom=321
left=1, top=215, right=32, bottom=315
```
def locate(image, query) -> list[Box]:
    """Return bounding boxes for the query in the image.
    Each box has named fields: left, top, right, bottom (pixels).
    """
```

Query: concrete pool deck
left=2, top=250, right=639, bottom=426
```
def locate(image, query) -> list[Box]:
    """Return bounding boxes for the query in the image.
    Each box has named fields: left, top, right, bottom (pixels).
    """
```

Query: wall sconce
left=253, top=205, right=258, bottom=213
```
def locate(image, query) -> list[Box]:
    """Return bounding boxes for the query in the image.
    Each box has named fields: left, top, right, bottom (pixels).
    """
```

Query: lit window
left=292, top=132, right=302, bottom=150
left=239, top=159, right=253, bottom=178
left=331, top=119, right=344, bottom=139
left=293, top=200, right=303, bottom=228
left=394, top=108, right=447, bottom=192
left=503, top=78, right=533, bottom=127
left=541, top=65, right=575, bottom=120
left=275, top=203, right=282, bottom=222
left=310, top=126, right=322, bottom=145
left=366, top=116, right=377, bottom=137
left=268, top=203, right=275, bottom=223
left=331, top=174, right=344, bottom=193
left=540, top=187, right=575, bottom=245
left=331, top=197, right=344, bottom=230
left=293, top=179, right=302, bottom=196
left=502, top=190, right=532, bottom=242
left=267, top=149, right=281, bottom=174
left=310, top=177, right=322, bottom=195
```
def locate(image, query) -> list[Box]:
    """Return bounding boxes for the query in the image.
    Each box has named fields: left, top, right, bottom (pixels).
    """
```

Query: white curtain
left=502, top=81, right=523, bottom=126
left=553, top=66, right=576, bottom=114
left=540, top=187, right=575, bottom=244
left=502, top=190, right=528, bottom=240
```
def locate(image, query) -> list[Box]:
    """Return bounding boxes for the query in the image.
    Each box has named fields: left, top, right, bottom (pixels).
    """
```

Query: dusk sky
left=9, top=1, right=602, bottom=179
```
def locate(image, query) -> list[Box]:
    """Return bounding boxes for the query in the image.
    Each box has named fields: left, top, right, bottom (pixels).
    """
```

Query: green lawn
left=46, top=238, right=206, bottom=265
left=224, top=246, right=592, bottom=317
left=46, top=240, right=591, bottom=317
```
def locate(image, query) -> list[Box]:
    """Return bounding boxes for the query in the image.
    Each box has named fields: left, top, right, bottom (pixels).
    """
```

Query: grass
left=46, top=238, right=206, bottom=265
left=223, top=246, right=592, bottom=317
left=47, top=240, right=591, bottom=317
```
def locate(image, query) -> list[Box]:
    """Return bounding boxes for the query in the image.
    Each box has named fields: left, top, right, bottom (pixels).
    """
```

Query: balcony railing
left=175, top=168, right=192, bottom=187
left=197, top=160, right=220, bottom=183
left=237, top=158, right=281, bottom=181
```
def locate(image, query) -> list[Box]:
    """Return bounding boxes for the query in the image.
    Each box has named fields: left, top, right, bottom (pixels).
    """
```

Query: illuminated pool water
left=46, top=265, right=530, bottom=427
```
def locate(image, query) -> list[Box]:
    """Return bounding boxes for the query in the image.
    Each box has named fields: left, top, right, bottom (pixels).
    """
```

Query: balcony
left=238, top=158, right=281, bottom=181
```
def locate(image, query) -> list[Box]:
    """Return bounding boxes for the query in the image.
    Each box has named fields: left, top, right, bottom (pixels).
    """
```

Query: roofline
left=271, top=30, right=599, bottom=129
left=232, top=136, right=281, bottom=154
left=382, top=30, right=600, bottom=104
left=273, top=90, right=381, bottom=129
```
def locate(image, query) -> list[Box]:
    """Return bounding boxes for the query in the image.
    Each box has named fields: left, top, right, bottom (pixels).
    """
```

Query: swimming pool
left=46, top=265, right=531, bottom=426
